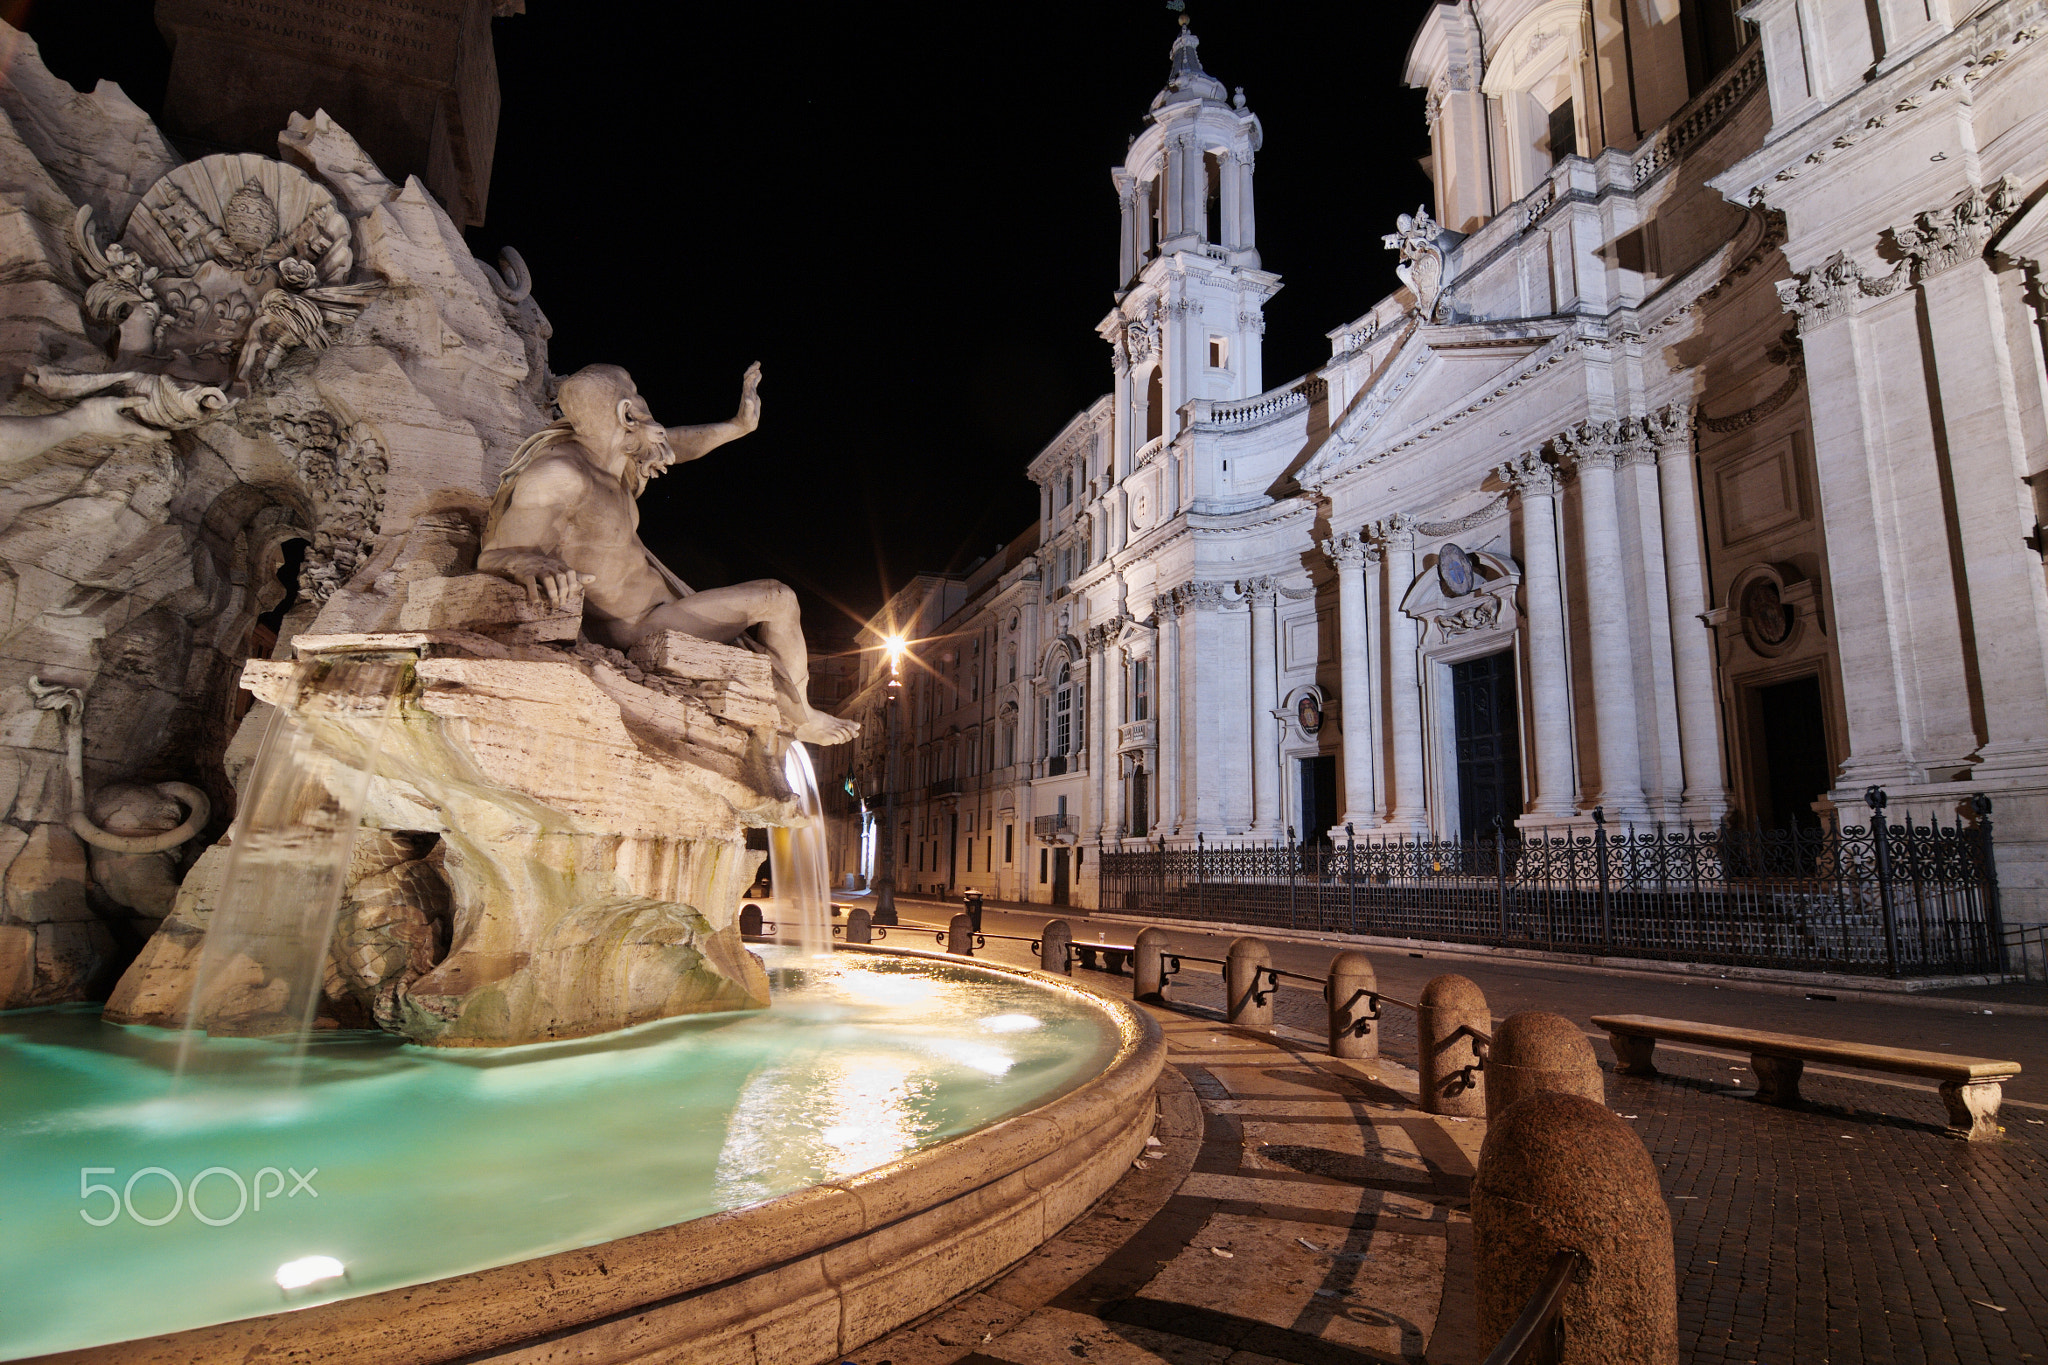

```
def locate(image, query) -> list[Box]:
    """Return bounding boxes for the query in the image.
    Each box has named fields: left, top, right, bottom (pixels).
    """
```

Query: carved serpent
left=27, top=677, right=209, bottom=854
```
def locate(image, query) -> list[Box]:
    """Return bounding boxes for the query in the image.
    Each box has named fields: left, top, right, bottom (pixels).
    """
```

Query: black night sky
left=17, top=1, right=1437, bottom=648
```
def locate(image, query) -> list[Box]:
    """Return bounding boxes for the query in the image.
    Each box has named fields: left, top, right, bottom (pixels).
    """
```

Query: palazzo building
left=822, top=0, right=2048, bottom=926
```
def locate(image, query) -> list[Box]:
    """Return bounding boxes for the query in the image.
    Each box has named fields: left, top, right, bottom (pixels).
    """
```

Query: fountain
left=0, top=31, right=1160, bottom=1365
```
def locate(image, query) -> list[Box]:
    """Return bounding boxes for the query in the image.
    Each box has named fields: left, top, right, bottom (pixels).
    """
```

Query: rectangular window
left=986, top=835, right=993, bottom=869
left=1039, top=848, right=1048, bottom=884
left=904, top=834, right=911, bottom=863
left=1547, top=97, right=1576, bottom=165
left=967, top=841, right=973, bottom=872
left=916, top=841, right=924, bottom=870
left=1006, top=824, right=1014, bottom=862
left=1133, top=659, right=1150, bottom=721
left=1208, top=336, right=1228, bottom=369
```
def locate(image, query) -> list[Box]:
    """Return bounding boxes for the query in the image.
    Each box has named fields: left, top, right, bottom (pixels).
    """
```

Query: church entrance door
left=1450, top=650, right=1522, bottom=836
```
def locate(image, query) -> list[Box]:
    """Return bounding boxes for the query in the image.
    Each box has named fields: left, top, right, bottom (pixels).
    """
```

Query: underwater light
left=274, top=1256, right=345, bottom=1290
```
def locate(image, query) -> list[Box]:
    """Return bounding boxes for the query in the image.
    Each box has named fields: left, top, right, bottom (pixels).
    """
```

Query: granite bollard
left=1225, top=936, right=1272, bottom=1029
left=1325, top=950, right=1379, bottom=1059
left=947, top=913, right=976, bottom=956
left=1418, top=972, right=1489, bottom=1117
left=844, top=906, right=872, bottom=944
left=1040, top=919, right=1072, bottom=974
left=1133, top=927, right=1170, bottom=1002
left=1474, top=1091, right=1679, bottom=1364
left=1485, top=1010, right=1606, bottom=1119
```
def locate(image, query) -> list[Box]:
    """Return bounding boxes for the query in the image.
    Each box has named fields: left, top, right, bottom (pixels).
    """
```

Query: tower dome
left=1150, top=18, right=1229, bottom=113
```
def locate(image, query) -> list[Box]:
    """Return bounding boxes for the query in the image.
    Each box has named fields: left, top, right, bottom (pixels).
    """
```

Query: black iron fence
left=1098, top=789, right=2004, bottom=977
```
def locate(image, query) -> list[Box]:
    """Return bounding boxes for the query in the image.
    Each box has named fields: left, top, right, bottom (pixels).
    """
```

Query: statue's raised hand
left=736, top=361, right=762, bottom=433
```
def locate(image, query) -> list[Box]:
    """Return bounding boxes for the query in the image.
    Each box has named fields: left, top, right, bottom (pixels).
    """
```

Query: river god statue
left=480, top=362, right=857, bottom=745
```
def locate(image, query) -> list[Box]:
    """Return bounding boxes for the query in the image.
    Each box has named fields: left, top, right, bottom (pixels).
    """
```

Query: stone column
left=1219, top=148, right=1242, bottom=251
left=1161, top=137, right=1186, bottom=242
left=1180, top=138, right=1205, bottom=245
left=1157, top=593, right=1182, bottom=835
left=1323, top=531, right=1374, bottom=832
left=1104, top=631, right=1128, bottom=839
left=1237, top=151, right=1257, bottom=257
left=1647, top=406, right=1729, bottom=821
left=1909, top=222, right=2048, bottom=780
left=1375, top=517, right=1429, bottom=831
left=1116, top=181, right=1136, bottom=287
left=1497, top=453, right=1576, bottom=820
left=1557, top=423, right=1648, bottom=819
left=1364, top=538, right=1389, bottom=827
left=1248, top=576, right=1282, bottom=835
left=1620, top=429, right=1685, bottom=817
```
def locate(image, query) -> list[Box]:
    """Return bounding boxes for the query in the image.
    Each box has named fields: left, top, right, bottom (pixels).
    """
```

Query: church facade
left=826, top=0, right=2048, bottom=932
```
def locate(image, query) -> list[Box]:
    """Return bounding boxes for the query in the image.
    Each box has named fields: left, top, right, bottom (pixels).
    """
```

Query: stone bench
left=1072, top=943, right=1132, bottom=974
left=1591, top=1013, right=2020, bottom=1141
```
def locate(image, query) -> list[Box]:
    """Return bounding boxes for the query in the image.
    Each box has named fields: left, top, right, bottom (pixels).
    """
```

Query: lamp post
left=874, top=634, right=907, bottom=925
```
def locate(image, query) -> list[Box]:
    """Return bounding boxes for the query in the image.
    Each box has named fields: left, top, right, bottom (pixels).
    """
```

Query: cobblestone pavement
left=857, top=1004, right=1477, bottom=1365
left=884, top=898, right=2048, bottom=1364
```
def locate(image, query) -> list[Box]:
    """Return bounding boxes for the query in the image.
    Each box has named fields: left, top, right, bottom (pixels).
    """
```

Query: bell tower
left=1101, top=17, right=1281, bottom=477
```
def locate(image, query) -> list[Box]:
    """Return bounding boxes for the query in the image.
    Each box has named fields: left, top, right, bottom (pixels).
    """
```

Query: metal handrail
left=1481, top=1248, right=1585, bottom=1365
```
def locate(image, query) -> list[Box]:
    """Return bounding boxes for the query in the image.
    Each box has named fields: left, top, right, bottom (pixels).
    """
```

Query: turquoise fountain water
left=0, top=949, right=1116, bottom=1360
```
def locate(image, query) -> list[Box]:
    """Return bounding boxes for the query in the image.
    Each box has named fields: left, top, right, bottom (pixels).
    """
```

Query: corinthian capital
left=1551, top=419, right=1627, bottom=472
left=1367, top=512, right=1416, bottom=551
left=1644, top=402, right=1695, bottom=455
left=1320, top=529, right=1370, bottom=569
left=1889, top=176, right=2023, bottom=279
left=1495, top=450, right=1559, bottom=497
left=1242, top=574, right=1279, bottom=607
left=1774, top=251, right=1906, bottom=332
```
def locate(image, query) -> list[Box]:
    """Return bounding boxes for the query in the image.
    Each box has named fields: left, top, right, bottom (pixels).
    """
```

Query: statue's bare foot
left=792, top=703, right=859, bottom=746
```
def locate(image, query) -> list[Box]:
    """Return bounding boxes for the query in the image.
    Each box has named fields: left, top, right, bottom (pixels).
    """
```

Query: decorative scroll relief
left=1415, top=494, right=1508, bottom=539
left=71, top=153, right=378, bottom=396
left=271, top=410, right=389, bottom=602
left=1400, top=544, right=1522, bottom=645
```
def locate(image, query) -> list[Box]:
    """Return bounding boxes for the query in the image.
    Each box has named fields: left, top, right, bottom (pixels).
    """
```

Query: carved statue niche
left=71, top=153, right=378, bottom=396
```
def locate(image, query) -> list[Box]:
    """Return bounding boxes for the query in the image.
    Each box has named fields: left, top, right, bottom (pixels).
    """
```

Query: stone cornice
left=1717, top=8, right=2044, bottom=204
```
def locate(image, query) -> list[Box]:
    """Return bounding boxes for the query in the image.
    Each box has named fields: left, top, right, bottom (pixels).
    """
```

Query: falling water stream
left=768, top=743, right=834, bottom=955
left=173, top=655, right=409, bottom=1083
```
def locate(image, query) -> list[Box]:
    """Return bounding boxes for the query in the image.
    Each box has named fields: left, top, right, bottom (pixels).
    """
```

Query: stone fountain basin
left=22, top=948, right=1164, bottom=1365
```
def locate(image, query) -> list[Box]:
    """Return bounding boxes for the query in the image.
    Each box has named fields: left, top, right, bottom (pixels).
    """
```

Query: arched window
left=1481, top=2, right=1596, bottom=203
left=1145, top=366, right=1164, bottom=442
left=1053, top=662, right=1073, bottom=756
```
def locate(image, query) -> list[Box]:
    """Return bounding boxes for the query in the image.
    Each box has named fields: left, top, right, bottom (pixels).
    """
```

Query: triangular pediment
left=1299, top=325, right=1561, bottom=489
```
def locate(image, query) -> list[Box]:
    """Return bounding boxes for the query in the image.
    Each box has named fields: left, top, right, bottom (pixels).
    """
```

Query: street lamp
left=873, top=633, right=906, bottom=925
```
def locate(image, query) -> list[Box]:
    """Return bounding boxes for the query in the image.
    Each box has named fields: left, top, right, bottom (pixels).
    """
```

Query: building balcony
left=1033, top=813, right=1079, bottom=843
left=928, top=777, right=963, bottom=797
left=1118, top=720, right=1156, bottom=750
